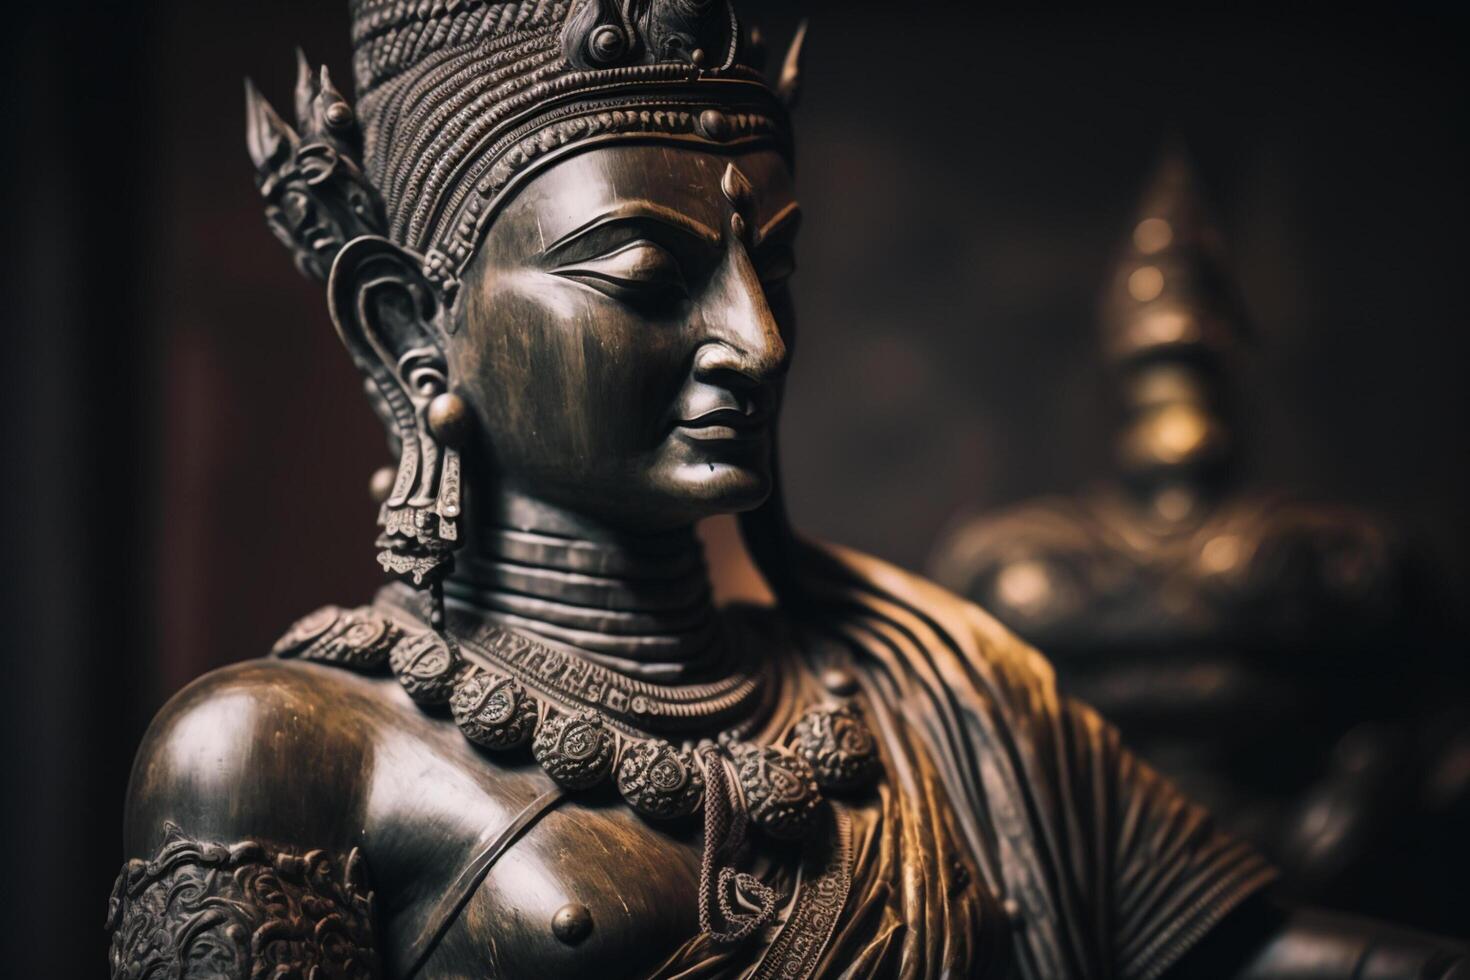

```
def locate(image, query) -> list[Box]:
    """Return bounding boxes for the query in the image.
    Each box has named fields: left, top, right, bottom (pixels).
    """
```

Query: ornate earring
left=373, top=358, right=470, bottom=631
left=424, top=392, right=470, bottom=609
left=424, top=390, right=469, bottom=532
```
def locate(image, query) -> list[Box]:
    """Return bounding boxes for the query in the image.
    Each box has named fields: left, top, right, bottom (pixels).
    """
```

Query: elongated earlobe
left=328, top=235, right=462, bottom=606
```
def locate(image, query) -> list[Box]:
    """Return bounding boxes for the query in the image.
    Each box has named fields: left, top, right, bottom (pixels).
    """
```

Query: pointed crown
left=245, top=53, right=386, bottom=281
left=1102, top=146, right=1251, bottom=497
left=1101, top=145, right=1251, bottom=365
left=249, top=2, right=803, bottom=296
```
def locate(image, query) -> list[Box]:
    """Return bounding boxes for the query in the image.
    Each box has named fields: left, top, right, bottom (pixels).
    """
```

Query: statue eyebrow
left=543, top=203, right=722, bottom=256
left=757, top=201, right=802, bottom=245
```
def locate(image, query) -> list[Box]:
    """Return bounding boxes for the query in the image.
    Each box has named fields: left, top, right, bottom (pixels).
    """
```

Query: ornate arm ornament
left=107, top=823, right=379, bottom=979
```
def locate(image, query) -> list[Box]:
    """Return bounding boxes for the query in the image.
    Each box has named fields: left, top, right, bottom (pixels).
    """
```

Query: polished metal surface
left=108, top=3, right=1466, bottom=978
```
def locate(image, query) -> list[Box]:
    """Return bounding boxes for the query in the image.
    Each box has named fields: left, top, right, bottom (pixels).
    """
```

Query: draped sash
left=785, top=538, right=1276, bottom=980
left=646, top=525, right=1273, bottom=979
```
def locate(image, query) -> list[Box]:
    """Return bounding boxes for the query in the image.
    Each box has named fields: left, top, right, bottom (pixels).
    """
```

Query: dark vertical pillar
left=0, top=4, right=154, bottom=974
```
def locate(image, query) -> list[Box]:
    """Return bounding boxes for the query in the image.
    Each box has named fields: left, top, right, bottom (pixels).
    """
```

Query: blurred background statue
left=931, top=147, right=1470, bottom=932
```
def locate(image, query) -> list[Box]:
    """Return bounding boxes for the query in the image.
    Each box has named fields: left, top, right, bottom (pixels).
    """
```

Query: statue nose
left=693, top=335, right=786, bottom=390
left=695, top=251, right=789, bottom=388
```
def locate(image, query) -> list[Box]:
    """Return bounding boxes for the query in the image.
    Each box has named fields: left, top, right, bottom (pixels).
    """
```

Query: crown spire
left=1103, top=143, right=1249, bottom=523
left=244, top=51, right=385, bottom=281
left=293, top=47, right=315, bottom=128
left=244, top=77, right=297, bottom=173
left=777, top=19, right=808, bottom=107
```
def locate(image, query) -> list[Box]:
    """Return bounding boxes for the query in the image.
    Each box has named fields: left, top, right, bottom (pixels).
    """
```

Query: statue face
left=451, top=144, right=798, bottom=530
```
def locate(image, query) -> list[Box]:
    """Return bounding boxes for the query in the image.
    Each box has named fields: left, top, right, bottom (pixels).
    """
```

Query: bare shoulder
left=110, top=658, right=391, bottom=977
left=122, top=656, right=391, bottom=859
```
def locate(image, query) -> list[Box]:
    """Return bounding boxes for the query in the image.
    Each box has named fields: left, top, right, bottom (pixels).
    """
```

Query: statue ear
left=328, top=235, right=463, bottom=592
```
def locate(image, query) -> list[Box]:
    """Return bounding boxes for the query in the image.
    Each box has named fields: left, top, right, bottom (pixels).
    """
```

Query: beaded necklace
left=271, top=602, right=881, bottom=838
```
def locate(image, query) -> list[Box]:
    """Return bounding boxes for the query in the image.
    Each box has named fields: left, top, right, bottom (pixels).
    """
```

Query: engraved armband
left=107, top=822, right=379, bottom=979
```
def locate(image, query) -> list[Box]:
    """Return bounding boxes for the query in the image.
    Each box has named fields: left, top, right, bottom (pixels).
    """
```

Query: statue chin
left=491, top=444, right=774, bottom=533
left=653, top=425, right=775, bottom=519
left=663, top=460, right=772, bottom=516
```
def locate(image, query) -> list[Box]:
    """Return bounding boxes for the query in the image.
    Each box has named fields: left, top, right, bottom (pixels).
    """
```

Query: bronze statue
left=108, top=3, right=1467, bottom=978
left=929, top=148, right=1470, bottom=922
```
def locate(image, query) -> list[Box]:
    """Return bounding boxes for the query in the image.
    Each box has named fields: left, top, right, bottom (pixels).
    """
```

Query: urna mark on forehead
left=490, top=144, right=800, bottom=256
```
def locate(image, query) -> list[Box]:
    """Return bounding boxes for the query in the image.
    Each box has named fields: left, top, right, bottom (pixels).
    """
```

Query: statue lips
left=676, top=406, right=769, bottom=442
left=674, top=381, right=777, bottom=446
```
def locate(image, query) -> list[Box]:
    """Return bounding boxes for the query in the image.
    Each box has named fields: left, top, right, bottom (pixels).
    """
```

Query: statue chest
left=385, top=779, right=707, bottom=979
left=442, top=802, right=702, bottom=978
left=380, top=780, right=1011, bottom=980
left=350, top=645, right=1006, bottom=979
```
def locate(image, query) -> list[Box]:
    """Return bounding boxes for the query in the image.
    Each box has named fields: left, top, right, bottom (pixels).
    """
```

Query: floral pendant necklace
left=271, top=602, right=883, bottom=840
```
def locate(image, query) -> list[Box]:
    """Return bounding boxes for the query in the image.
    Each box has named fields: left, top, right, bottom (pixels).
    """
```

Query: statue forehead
left=490, top=144, right=796, bottom=248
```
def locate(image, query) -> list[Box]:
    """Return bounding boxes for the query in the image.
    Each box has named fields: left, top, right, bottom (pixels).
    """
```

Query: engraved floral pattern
left=532, top=709, right=617, bottom=789
left=107, top=823, right=379, bottom=980
left=731, top=743, right=822, bottom=841
left=450, top=669, right=539, bottom=749
left=388, top=630, right=462, bottom=703
left=794, top=703, right=881, bottom=792
left=617, top=738, right=705, bottom=819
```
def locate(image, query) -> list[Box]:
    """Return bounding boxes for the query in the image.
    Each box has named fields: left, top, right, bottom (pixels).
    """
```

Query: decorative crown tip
left=244, top=78, right=297, bottom=169
left=777, top=19, right=808, bottom=108
left=1102, top=140, right=1252, bottom=358
left=1135, top=140, right=1209, bottom=244
left=318, top=65, right=355, bottom=131
left=294, top=46, right=318, bottom=127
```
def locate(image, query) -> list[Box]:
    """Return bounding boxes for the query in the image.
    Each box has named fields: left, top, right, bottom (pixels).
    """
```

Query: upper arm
left=947, top=593, right=1279, bottom=976
left=122, top=659, right=374, bottom=857
left=946, top=596, right=1278, bottom=976
left=111, top=660, right=383, bottom=979
left=1055, top=695, right=1278, bottom=979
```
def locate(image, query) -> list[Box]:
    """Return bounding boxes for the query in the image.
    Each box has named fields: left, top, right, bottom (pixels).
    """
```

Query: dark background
left=2, top=3, right=1464, bottom=975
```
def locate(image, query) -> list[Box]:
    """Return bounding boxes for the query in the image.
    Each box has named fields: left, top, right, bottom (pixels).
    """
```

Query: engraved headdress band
left=349, top=0, right=799, bottom=296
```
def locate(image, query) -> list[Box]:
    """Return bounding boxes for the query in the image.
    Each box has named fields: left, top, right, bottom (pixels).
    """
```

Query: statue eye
left=551, top=240, right=684, bottom=303
left=757, top=243, right=796, bottom=287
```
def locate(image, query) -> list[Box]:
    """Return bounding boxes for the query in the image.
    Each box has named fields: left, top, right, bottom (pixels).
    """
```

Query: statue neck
left=442, top=490, right=719, bottom=682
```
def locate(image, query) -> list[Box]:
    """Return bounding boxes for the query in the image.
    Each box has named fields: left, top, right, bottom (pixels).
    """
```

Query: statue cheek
left=455, top=264, right=697, bottom=462
left=574, top=333, right=688, bottom=449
